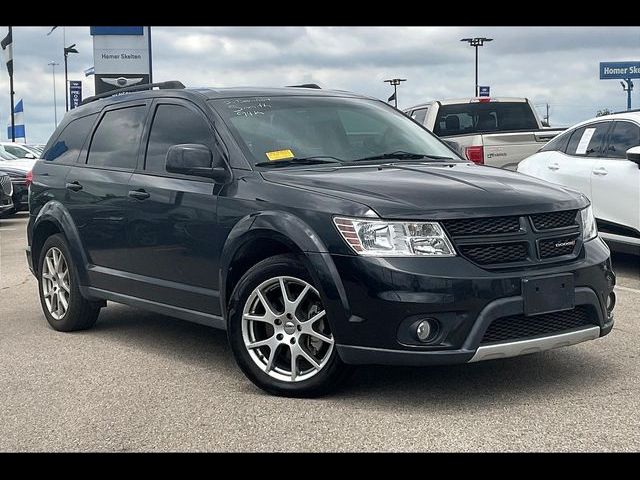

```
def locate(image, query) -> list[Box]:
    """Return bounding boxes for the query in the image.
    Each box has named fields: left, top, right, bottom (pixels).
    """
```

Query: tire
left=227, top=254, right=352, bottom=397
left=37, top=234, right=100, bottom=332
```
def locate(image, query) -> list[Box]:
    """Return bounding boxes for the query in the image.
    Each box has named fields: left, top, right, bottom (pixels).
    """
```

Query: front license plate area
left=522, top=274, right=575, bottom=316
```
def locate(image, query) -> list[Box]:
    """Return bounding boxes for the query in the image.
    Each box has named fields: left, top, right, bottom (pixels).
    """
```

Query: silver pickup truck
left=404, top=97, right=565, bottom=169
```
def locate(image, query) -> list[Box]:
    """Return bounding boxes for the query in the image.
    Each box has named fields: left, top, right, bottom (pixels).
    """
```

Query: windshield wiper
left=255, top=156, right=344, bottom=168
left=353, top=151, right=454, bottom=162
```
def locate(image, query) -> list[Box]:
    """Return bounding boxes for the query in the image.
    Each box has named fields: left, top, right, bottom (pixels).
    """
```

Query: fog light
left=416, top=320, right=432, bottom=342
left=607, top=292, right=616, bottom=313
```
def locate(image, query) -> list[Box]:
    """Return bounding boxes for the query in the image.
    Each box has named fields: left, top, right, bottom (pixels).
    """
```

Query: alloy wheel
left=41, top=247, right=71, bottom=320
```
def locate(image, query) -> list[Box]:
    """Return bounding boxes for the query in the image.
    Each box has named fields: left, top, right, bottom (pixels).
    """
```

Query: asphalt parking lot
left=1, top=211, right=638, bottom=452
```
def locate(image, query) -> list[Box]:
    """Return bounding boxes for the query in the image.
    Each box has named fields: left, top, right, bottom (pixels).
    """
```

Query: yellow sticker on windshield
left=266, top=149, right=295, bottom=161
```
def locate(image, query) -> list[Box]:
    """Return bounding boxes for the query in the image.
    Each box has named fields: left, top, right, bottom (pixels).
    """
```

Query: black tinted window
left=606, top=121, right=640, bottom=159
left=87, top=106, right=146, bottom=169
left=145, top=104, right=212, bottom=173
left=539, top=130, right=570, bottom=153
left=433, top=102, right=538, bottom=136
left=566, top=122, right=609, bottom=156
left=43, top=114, right=97, bottom=164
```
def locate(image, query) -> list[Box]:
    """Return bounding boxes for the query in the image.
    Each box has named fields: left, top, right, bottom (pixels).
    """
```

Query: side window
left=145, top=104, right=213, bottom=173
left=566, top=123, right=609, bottom=157
left=539, top=130, right=571, bottom=153
left=605, top=121, right=640, bottom=159
left=43, top=114, right=98, bottom=164
left=87, top=106, right=146, bottom=169
left=3, top=145, right=28, bottom=158
left=412, top=108, right=428, bottom=125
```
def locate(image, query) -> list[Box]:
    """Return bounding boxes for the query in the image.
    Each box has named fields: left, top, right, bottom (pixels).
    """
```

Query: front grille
left=480, top=306, right=595, bottom=345
left=0, top=175, right=13, bottom=196
left=531, top=210, right=578, bottom=230
left=460, top=242, right=528, bottom=265
left=443, top=216, right=520, bottom=236
left=539, top=234, right=579, bottom=259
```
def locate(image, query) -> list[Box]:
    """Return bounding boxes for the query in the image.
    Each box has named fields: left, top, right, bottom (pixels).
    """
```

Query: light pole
left=621, top=80, right=634, bottom=111
left=48, top=61, right=59, bottom=127
left=63, top=43, right=78, bottom=112
left=460, top=37, right=493, bottom=97
left=383, top=78, right=407, bottom=108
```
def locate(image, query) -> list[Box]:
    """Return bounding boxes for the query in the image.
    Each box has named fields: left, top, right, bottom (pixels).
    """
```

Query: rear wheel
left=228, top=254, right=352, bottom=397
left=37, top=234, right=100, bottom=332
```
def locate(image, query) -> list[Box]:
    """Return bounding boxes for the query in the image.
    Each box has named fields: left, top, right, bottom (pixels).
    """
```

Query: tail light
left=25, top=170, right=33, bottom=188
left=465, top=146, right=484, bottom=165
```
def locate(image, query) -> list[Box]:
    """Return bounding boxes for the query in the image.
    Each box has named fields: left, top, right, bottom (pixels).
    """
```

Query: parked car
left=0, top=146, right=19, bottom=161
left=27, top=82, right=615, bottom=397
left=518, top=111, right=640, bottom=255
left=0, top=172, right=14, bottom=216
left=0, top=158, right=34, bottom=215
left=404, top=97, right=565, bottom=169
left=0, top=142, right=40, bottom=159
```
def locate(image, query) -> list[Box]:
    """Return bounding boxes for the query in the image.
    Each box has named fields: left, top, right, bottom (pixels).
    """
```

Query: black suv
left=27, top=82, right=616, bottom=397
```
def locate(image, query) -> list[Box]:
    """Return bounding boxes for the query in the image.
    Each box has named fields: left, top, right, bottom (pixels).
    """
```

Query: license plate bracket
left=522, top=273, right=575, bottom=316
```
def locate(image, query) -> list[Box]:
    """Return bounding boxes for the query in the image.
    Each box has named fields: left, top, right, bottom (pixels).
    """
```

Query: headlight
left=333, top=217, right=456, bottom=257
left=580, top=205, right=597, bottom=241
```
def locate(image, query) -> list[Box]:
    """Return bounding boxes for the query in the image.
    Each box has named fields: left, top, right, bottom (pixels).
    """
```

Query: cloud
left=0, top=26, right=638, bottom=143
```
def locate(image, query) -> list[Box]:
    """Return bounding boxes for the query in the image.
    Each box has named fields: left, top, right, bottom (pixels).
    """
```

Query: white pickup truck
left=404, top=97, right=565, bottom=169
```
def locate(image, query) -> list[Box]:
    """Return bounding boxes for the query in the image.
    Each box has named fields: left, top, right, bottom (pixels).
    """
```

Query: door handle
left=592, top=168, right=608, bottom=176
left=548, top=163, right=560, bottom=171
left=128, top=189, right=150, bottom=200
left=65, top=181, right=83, bottom=192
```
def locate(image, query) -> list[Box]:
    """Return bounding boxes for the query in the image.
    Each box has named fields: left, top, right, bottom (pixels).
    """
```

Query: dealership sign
left=90, top=26, right=151, bottom=95
left=69, top=81, right=82, bottom=109
left=599, top=62, right=640, bottom=79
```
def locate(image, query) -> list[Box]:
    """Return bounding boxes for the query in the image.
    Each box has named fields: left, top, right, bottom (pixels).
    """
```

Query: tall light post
left=63, top=43, right=78, bottom=112
left=621, top=80, right=634, bottom=111
left=48, top=61, right=59, bottom=127
left=460, top=37, right=493, bottom=97
left=383, top=78, right=407, bottom=108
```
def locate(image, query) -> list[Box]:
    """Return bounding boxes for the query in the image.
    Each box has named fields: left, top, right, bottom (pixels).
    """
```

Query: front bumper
left=317, top=237, right=615, bottom=366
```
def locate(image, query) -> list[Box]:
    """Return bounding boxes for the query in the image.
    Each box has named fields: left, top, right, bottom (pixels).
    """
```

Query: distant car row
left=0, top=142, right=38, bottom=217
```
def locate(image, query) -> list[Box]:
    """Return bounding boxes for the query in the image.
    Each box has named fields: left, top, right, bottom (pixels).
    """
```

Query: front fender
left=32, top=200, right=90, bottom=285
left=218, top=211, right=352, bottom=326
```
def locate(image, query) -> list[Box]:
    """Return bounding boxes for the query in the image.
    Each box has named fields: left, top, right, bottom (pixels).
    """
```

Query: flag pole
left=8, top=27, right=15, bottom=142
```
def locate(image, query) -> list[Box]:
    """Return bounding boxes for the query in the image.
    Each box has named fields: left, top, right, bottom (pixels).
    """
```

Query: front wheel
left=227, top=254, right=352, bottom=397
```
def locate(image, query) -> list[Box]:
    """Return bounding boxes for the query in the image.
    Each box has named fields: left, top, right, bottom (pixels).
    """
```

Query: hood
left=0, top=158, right=36, bottom=173
left=262, top=163, right=588, bottom=219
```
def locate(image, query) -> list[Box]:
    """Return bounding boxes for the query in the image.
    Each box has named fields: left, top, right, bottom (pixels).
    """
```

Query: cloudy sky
left=1, top=26, right=640, bottom=143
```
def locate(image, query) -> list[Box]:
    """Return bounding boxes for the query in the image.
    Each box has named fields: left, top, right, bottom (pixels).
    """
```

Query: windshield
left=0, top=149, right=19, bottom=160
left=210, top=96, right=462, bottom=167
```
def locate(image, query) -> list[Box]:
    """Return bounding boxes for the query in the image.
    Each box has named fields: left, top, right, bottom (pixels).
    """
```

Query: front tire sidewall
left=228, top=254, right=348, bottom=397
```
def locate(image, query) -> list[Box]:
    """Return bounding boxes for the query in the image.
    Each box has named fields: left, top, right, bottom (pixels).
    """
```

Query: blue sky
left=1, top=26, right=639, bottom=143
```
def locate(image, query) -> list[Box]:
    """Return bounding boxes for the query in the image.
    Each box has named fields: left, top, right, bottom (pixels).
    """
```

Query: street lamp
left=383, top=78, right=407, bottom=108
left=460, top=37, right=493, bottom=97
left=621, top=80, right=634, bottom=111
left=48, top=61, right=59, bottom=127
left=63, top=43, right=78, bottom=112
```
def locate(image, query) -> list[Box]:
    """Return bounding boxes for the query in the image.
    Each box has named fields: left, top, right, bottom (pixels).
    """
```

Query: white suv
left=518, top=111, right=640, bottom=254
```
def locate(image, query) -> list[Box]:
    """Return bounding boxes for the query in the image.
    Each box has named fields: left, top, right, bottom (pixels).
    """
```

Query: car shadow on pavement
left=89, top=303, right=615, bottom=408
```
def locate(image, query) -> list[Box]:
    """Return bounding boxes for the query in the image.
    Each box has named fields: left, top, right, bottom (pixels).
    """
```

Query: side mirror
left=165, top=143, right=230, bottom=182
left=626, top=146, right=640, bottom=168
left=24, top=152, right=36, bottom=159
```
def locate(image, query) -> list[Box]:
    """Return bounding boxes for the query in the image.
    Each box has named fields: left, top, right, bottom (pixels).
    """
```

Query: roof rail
left=286, top=83, right=321, bottom=89
left=612, top=108, right=640, bottom=114
left=81, top=80, right=186, bottom=106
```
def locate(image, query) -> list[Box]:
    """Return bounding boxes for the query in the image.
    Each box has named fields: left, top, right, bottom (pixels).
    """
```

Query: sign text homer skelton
left=600, top=61, right=640, bottom=79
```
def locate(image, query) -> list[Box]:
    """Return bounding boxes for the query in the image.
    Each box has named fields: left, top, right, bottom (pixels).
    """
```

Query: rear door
left=126, top=99, right=224, bottom=315
left=65, top=100, right=149, bottom=292
left=545, top=121, right=611, bottom=198
left=591, top=120, right=640, bottom=236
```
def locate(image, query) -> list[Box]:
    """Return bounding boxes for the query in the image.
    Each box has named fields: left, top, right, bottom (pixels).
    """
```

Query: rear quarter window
left=42, top=114, right=98, bottom=164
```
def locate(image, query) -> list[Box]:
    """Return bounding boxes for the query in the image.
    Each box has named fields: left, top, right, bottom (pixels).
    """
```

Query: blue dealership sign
left=479, top=86, right=490, bottom=97
left=90, top=27, right=144, bottom=36
left=599, top=62, right=640, bottom=79
left=69, top=81, right=82, bottom=109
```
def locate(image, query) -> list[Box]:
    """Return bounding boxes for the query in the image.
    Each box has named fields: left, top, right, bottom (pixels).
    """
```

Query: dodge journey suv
left=27, top=82, right=616, bottom=397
